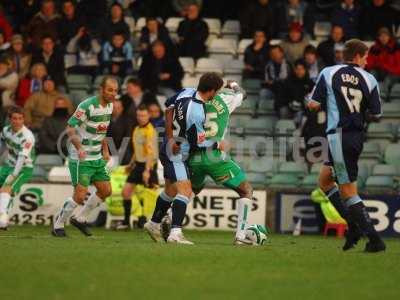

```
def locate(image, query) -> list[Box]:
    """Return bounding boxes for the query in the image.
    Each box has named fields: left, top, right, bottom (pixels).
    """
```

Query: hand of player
left=78, top=149, right=87, bottom=160
left=142, top=169, right=150, bottom=186
left=218, top=140, right=230, bottom=152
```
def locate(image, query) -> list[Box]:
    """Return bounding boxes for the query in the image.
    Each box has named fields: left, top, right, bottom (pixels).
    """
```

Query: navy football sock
left=123, top=199, right=132, bottom=225
left=151, top=192, right=173, bottom=223
left=171, top=194, right=189, bottom=228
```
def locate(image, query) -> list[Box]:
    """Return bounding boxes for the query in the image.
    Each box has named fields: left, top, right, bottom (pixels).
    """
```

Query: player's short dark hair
left=100, top=75, right=119, bottom=88
left=343, top=39, right=369, bottom=62
left=127, top=78, right=142, bottom=88
left=197, top=72, right=224, bottom=93
left=8, top=106, right=24, bottom=118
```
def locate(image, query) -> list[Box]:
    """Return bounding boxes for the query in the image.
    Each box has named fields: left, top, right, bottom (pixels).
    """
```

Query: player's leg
left=0, top=167, right=33, bottom=229
left=329, top=132, right=385, bottom=252
left=118, top=182, right=135, bottom=229
left=145, top=179, right=175, bottom=242
left=52, top=160, right=92, bottom=237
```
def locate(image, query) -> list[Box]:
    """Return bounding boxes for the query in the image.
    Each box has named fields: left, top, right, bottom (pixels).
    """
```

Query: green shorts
left=69, top=159, right=110, bottom=187
left=0, top=165, right=33, bottom=194
left=188, top=149, right=246, bottom=190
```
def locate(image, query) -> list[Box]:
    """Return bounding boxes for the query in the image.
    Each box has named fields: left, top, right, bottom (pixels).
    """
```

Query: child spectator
left=16, top=63, right=47, bottom=107
left=280, top=22, right=310, bottom=65
left=8, top=35, right=32, bottom=80
left=366, top=27, right=400, bottom=100
left=259, top=45, right=290, bottom=113
left=102, top=31, right=133, bottom=78
left=243, top=30, right=270, bottom=80
left=67, top=27, right=101, bottom=78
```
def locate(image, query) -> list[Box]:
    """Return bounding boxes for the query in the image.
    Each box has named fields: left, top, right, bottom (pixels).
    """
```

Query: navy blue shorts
left=324, top=131, right=364, bottom=184
left=159, top=143, right=190, bottom=183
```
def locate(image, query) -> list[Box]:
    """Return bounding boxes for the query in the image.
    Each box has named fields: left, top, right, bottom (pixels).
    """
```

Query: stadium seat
left=244, top=117, right=275, bottom=136
left=221, top=20, right=240, bottom=39
left=382, top=102, right=400, bottom=117
left=268, top=174, right=300, bottom=189
left=64, top=54, right=77, bottom=69
left=257, top=100, right=275, bottom=115
left=390, top=83, right=400, bottom=99
left=275, top=119, right=296, bottom=137
left=300, top=174, right=319, bottom=189
left=310, top=163, right=323, bottom=174
left=224, top=59, right=245, bottom=75
left=208, top=38, right=237, bottom=62
left=124, top=16, right=135, bottom=34
left=165, top=17, right=183, bottom=33
left=372, top=164, right=398, bottom=176
left=366, top=122, right=395, bottom=142
left=32, top=166, right=48, bottom=182
left=134, top=17, right=146, bottom=34
left=234, top=95, right=255, bottom=115
left=70, top=90, right=90, bottom=106
left=278, top=161, right=308, bottom=177
left=242, top=136, right=270, bottom=156
left=247, top=157, right=275, bottom=174
left=246, top=172, right=267, bottom=187
left=242, top=78, right=261, bottom=94
left=36, top=154, right=63, bottom=171
left=195, top=58, right=224, bottom=74
left=314, top=21, right=331, bottom=40
left=365, top=175, right=396, bottom=192
left=379, top=82, right=388, bottom=99
left=384, top=144, right=400, bottom=165
left=179, top=57, right=195, bottom=75
left=182, top=74, right=201, bottom=88
left=360, top=142, right=382, bottom=160
left=204, top=18, right=221, bottom=36
left=66, top=74, right=92, bottom=92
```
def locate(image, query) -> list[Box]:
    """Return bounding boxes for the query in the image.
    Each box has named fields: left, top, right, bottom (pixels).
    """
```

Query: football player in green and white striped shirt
left=0, top=106, right=35, bottom=229
left=52, top=76, right=118, bottom=237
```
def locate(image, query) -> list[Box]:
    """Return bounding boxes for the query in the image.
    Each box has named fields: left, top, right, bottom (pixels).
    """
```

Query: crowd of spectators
left=0, top=0, right=399, bottom=158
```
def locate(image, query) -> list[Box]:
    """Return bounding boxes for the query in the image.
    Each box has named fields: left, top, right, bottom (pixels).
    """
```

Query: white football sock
left=0, top=192, right=11, bottom=214
left=54, top=197, right=78, bottom=229
left=236, top=198, right=252, bottom=239
left=75, top=193, right=102, bottom=223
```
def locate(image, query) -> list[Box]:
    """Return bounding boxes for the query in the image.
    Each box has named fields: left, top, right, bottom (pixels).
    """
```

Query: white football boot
left=167, top=231, right=194, bottom=245
left=144, top=221, right=162, bottom=242
left=0, top=213, right=9, bottom=230
left=233, top=236, right=255, bottom=246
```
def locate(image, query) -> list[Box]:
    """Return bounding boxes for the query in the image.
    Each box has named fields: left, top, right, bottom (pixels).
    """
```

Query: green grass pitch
left=0, top=226, right=399, bottom=300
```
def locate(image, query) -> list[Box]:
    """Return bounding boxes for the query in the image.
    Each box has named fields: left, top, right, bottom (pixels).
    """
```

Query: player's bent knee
left=98, top=186, right=112, bottom=199
left=0, top=186, right=11, bottom=194
left=121, top=185, right=133, bottom=199
left=237, top=181, right=253, bottom=199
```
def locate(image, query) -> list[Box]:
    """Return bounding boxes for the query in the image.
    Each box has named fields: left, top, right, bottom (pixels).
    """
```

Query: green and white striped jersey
left=0, top=125, right=35, bottom=168
left=67, top=96, right=113, bottom=161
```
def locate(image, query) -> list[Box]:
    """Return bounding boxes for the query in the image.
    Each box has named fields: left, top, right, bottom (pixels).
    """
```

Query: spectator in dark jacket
left=58, top=0, right=85, bottom=47
left=303, top=45, right=323, bottom=83
left=279, top=59, right=314, bottom=119
left=276, top=0, right=315, bottom=38
left=240, top=0, right=276, bottom=39
left=102, top=32, right=133, bottom=78
left=139, top=40, right=184, bottom=97
left=31, top=35, right=65, bottom=88
left=259, top=45, right=290, bottom=116
left=0, top=9, right=13, bottom=42
left=76, top=0, right=108, bottom=39
left=26, top=0, right=61, bottom=49
left=38, top=97, right=71, bottom=154
left=107, top=99, right=134, bottom=165
left=366, top=27, right=400, bottom=100
left=243, top=30, right=270, bottom=80
left=120, top=78, right=156, bottom=121
left=331, top=0, right=361, bottom=39
left=361, top=0, right=398, bottom=40
left=177, top=4, right=209, bottom=59
left=103, top=2, right=130, bottom=42
left=139, top=17, right=175, bottom=56
left=317, top=25, right=345, bottom=66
